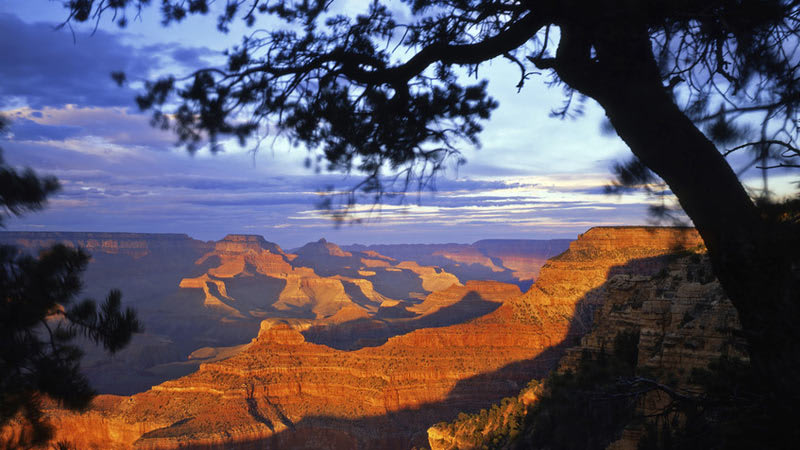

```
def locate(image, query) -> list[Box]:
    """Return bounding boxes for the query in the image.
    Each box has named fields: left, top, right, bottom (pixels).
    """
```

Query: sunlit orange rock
left=427, top=247, right=742, bottom=450
left=33, top=227, right=709, bottom=449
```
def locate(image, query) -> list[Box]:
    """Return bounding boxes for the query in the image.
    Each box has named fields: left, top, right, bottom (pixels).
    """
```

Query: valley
left=0, top=231, right=569, bottom=395
left=0, top=226, right=730, bottom=450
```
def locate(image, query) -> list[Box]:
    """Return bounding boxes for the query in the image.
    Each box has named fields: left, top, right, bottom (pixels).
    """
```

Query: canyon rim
left=0, top=226, right=745, bottom=450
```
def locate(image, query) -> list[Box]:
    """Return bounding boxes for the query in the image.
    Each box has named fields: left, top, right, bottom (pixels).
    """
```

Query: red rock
left=32, top=227, right=708, bottom=449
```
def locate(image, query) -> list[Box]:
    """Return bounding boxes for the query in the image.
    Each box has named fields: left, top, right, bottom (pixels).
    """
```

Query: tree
left=61, top=0, right=799, bottom=419
left=0, top=115, right=143, bottom=448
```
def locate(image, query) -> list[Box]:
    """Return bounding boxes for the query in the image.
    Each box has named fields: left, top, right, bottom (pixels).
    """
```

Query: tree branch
left=257, top=11, right=552, bottom=86
left=722, top=139, right=800, bottom=158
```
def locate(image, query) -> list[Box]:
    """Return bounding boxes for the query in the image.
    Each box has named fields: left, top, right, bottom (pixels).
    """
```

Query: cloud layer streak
left=0, top=10, right=663, bottom=247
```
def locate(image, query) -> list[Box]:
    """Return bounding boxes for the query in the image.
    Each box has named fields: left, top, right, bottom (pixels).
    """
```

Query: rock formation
left=427, top=242, right=743, bottom=450
left=176, top=234, right=467, bottom=323
left=24, top=227, right=713, bottom=449
left=0, top=232, right=490, bottom=394
left=344, top=239, right=572, bottom=287
left=0, top=232, right=473, bottom=394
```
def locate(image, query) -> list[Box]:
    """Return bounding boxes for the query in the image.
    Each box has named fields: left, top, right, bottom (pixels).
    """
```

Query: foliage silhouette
left=636, top=356, right=784, bottom=450
left=60, top=0, right=800, bottom=432
left=0, top=116, right=143, bottom=447
left=514, top=332, right=640, bottom=449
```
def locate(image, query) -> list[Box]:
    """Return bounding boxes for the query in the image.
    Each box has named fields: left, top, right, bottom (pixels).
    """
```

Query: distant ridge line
left=0, top=231, right=195, bottom=238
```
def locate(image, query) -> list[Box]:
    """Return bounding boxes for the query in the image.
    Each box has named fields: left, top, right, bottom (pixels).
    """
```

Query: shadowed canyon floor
left=0, top=227, right=714, bottom=449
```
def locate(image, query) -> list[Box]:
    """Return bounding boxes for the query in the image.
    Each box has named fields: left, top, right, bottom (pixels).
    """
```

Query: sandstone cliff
left=344, top=239, right=572, bottom=287
left=33, top=227, right=709, bottom=449
left=0, top=231, right=471, bottom=395
left=427, top=244, right=743, bottom=450
left=291, top=238, right=464, bottom=301
left=176, top=234, right=467, bottom=325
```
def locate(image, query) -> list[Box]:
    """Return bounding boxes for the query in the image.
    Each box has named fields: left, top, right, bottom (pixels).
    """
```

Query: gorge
left=0, top=227, right=740, bottom=449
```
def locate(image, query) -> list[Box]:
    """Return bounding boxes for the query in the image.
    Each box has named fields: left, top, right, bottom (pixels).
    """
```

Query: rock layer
left=32, top=227, right=710, bottom=449
left=427, top=243, right=743, bottom=450
left=345, top=239, right=573, bottom=287
left=0, top=231, right=211, bottom=259
left=0, top=231, right=471, bottom=394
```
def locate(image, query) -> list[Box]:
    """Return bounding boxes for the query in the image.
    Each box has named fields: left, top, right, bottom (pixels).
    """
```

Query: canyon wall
left=26, top=227, right=711, bottom=449
left=0, top=232, right=477, bottom=394
left=0, top=231, right=212, bottom=259
left=344, top=239, right=573, bottom=288
left=427, top=246, right=743, bottom=449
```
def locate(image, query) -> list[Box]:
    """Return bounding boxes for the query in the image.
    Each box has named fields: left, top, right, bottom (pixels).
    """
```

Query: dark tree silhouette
left=0, top=116, right=142, bottom=447
left=61, top=0, right=799, bottom=418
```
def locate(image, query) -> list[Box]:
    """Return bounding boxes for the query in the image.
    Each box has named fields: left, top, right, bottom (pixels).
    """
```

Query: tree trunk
left=552, top=21, right=800, bottom=405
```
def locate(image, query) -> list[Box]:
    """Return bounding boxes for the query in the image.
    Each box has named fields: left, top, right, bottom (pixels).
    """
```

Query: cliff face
left=344, top=239, right=573, bottom=288
left=565, top=251, right=744, bottom=450
left=427, top=246, right=743, bottom=450
left=556, top=254, right=742, bottom=378
left=0, top=231, right=471, bottom=395
left=289, top=239, right=464, bottom=302
left=211, top=234, right=289, bottom=256
left=36, top=227, right=709, bottom=449
left=176, top=234, right=466, bottom=323
left=476, top=227, right=704, bottom=350
left=472, top=240, right=570, bottom=281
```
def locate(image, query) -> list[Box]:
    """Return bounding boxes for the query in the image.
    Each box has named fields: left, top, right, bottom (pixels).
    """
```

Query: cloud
left=4, top=106, right=177, bottom=151
left=0, top=13, right=152, bottom=109
left=0, top=10, right=680, bottom=248
left=2, top=131, right=659, bottom=246
left=140, top=42, right=221, bottom=69
left=6, top=117, right=82, bottom=141
left=0, top=13, right=218, bottom=112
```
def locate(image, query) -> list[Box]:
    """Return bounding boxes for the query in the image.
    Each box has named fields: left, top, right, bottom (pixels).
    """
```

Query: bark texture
left=548, top=15, right=800, bottom=406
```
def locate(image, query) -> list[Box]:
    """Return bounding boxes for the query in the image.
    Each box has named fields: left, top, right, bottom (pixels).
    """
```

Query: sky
left=0, top=1, right=787, bottom=248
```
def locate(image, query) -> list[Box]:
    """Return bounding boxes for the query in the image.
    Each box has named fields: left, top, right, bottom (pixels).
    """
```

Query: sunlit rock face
left=427, top=232, right=742, bottom=450
left=29, top=227, right=711, bottom=449
left=344, top=239, right=573, bottom=289
left=0, top=231, right=474, bottom=395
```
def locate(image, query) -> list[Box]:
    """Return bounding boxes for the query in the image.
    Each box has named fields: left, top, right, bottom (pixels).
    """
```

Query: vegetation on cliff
left=430, top=331, right=640, bottom=450
left=9, top=227, right=714, bottom=449
left=428, top=251, right=793, bottom=449
left=429, top=381, right=536, bottom=450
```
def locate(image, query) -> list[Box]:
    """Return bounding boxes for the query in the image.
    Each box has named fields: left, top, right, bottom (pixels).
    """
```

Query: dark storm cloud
left=0, top=13, right=155, bottom=108
left=0, top=14, right=217, bottom=111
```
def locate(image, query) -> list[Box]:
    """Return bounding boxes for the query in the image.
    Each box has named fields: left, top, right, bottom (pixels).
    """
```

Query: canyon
left=344, top=239, right=572, bottom=291
left=0, top=226, right=718, bottom=449
left=0, top=231, right=567, bottom=394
